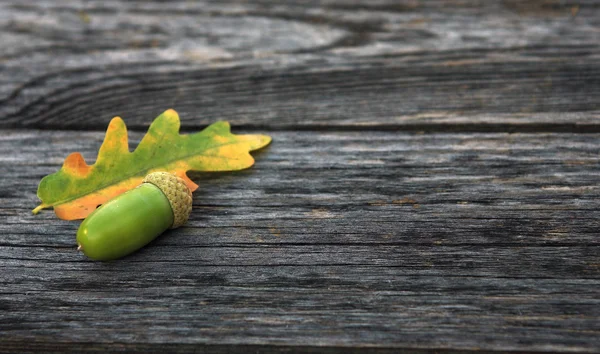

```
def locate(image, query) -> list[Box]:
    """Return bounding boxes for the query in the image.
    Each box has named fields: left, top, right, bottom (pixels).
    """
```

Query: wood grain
left=1, top=0, right=599, bottom=129
left=1, top=130, right=599, bottom=353
left=1, top=0, right=599, bottom=353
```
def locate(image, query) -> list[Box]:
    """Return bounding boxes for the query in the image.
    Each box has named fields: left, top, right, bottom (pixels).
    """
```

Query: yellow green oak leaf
left=32, top=109, right=271, bottom=220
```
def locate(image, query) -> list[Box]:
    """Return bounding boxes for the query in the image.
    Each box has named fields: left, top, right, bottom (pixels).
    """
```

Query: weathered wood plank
left=1, top=0, right=599, bottom=129
left=4, top=129, right=600, bottom=246
left=1, top=129, right=598, bottom=352
left=2, top=0, right=600, bottom=352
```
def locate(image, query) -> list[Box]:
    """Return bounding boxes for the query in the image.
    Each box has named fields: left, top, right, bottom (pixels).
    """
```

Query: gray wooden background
left=1, top=1, right=599, bottom=353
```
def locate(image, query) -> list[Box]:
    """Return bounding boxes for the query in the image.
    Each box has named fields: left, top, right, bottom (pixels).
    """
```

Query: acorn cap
left=143, top=172, right=192, bottom=228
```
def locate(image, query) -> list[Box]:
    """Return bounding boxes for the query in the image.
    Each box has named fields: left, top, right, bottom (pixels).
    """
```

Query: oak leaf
left=33, top=109, right=271, bottom=220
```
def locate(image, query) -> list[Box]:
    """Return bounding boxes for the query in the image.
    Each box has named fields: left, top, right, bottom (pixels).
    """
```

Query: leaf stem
left=32, top=204, right=49, bottom=215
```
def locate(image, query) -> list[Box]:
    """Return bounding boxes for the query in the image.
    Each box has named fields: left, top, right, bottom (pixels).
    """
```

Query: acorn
left=76, top=172, right=192, bottom=261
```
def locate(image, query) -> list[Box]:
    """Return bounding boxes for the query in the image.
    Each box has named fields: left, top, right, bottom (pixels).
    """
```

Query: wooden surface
left=1, top=1, right=599, bottom=353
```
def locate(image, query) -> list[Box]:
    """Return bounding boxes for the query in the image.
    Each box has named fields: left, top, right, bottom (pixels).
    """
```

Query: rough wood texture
left=1, top=1, right=599, bottom=353
left=2, top=0, right=600, bottom=130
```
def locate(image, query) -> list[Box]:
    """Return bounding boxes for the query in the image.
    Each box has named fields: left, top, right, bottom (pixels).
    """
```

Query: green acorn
left=76, top=172, right=192, bottom=261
